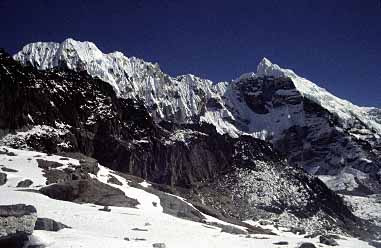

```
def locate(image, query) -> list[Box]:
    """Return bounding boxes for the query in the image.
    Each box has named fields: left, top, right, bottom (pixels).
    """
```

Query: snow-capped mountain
left=14, top=38, right=381, bottom=195
left=2, top=38, right=381, bottom=246
left=255, top=57, right=381, bottom=133
left=13, top=38, right=235, bottom=133
left=3, top=48, right=375, bottom=241
left=14, top=38, right=381, bottom=136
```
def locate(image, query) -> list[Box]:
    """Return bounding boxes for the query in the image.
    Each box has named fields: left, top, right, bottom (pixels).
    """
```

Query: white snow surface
left=0, top=189, right=372, bottom=248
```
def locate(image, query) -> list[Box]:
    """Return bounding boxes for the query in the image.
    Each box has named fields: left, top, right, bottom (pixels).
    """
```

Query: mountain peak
left=60, top=37, right=97, bottom=48
left=256, top=57, right=284, bottom=78
left=235, top=57, right=279, bottom=82
left=259, top=57, right=273, bottom=67
left=62, top=37, right=77, bottom=44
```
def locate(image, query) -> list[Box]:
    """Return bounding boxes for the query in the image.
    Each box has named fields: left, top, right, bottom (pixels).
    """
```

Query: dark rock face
left=0, top=172, right=6, bottom=185
left=0, top=149, right=16, bottom=156
left=237, top=76, right=302, bottom=115
left=152, top=243, right=166, bottom=248
left=273, top=241, right=289, bottom=245
left=319, top=235, right=339, bottom=246
left=298, top=243, right=317, bottom=248
left=369, top=240, right=381, bottom=248
left=0, top=50, right=374, bottom=237
left=275, top=98, right=381, bottom=195
left=36, top=159, right=64, bottom=170
left=98, top=206, right=111, bottom=212
left=287, top=227, right=306, bottom=235
left=0, top=204, right=37, bottom=217
left=219, top=224, right=247, bottom=235
left=232, top=76, right=381, bottom=196
left=16, top=179, right=33, bottom=188
left=0, top=235, right=29, bottom=248
left=0, top=204, right=37, bottom=248
left=1, top=167, right=18, bottom=173
left=107, top=175, right=122, bottom=185
left=34, top=217, right=70, bottom=232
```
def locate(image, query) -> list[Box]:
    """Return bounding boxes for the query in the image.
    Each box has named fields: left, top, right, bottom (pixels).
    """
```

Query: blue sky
left=1, top=0, right=380, bottom=107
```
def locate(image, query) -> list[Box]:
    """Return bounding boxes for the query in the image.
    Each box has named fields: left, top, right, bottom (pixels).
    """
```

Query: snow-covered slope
left=0, top=146, right=374, bottom=248
left=0, top=146, right=162, bottom=211
left=2, top=189, right=373, bottom=248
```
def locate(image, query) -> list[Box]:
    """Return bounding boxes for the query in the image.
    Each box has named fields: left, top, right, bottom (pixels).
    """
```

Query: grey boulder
left=319, top=235, right=339, bottom=246
left=34, top=217, right=70, bottom=232
left=0, top=204, right=37, bottom=248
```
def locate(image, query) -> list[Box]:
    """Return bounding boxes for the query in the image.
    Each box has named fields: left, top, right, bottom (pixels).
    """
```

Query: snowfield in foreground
left=0, top=146, right=375, bottom=247
left=0, top=190, right=373, bottom=248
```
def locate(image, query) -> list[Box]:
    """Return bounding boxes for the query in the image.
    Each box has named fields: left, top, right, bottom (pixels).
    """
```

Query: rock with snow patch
left=107, top=175, right=122, bottom=185
left=36, top=159, right=63, bottom=170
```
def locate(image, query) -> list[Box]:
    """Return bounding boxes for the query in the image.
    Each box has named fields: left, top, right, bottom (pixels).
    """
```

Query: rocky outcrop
left=369, top=240, right=381, bottom=248
left=218, top=224, right=247, bottom=235
left=319, top=235, right=339, bottom=246
left=1, top=167, right=18, bottom=173
left=40, top=178, right=139, bottom=208
left=34, top=217, right=70, bottom=232
left=136, top=183, right=205, bottom=222
left=298, top=243, right=317, bottom=248
left=221, top=75, right=381, bottom=196
left=152, top=243, right=166, bottom=248
left=0, top=172, right=6, bottom=185
left=274, top=97, right=381, bottom=195
left=0, top=204, right=37, bottom=248
left=16, top=179, right=33, bottom=188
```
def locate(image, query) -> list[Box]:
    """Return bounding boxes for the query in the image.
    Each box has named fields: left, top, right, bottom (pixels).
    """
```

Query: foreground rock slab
left=34, top=217, right=70, bottom=232
left=0, top=204, right=37, bottom=248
